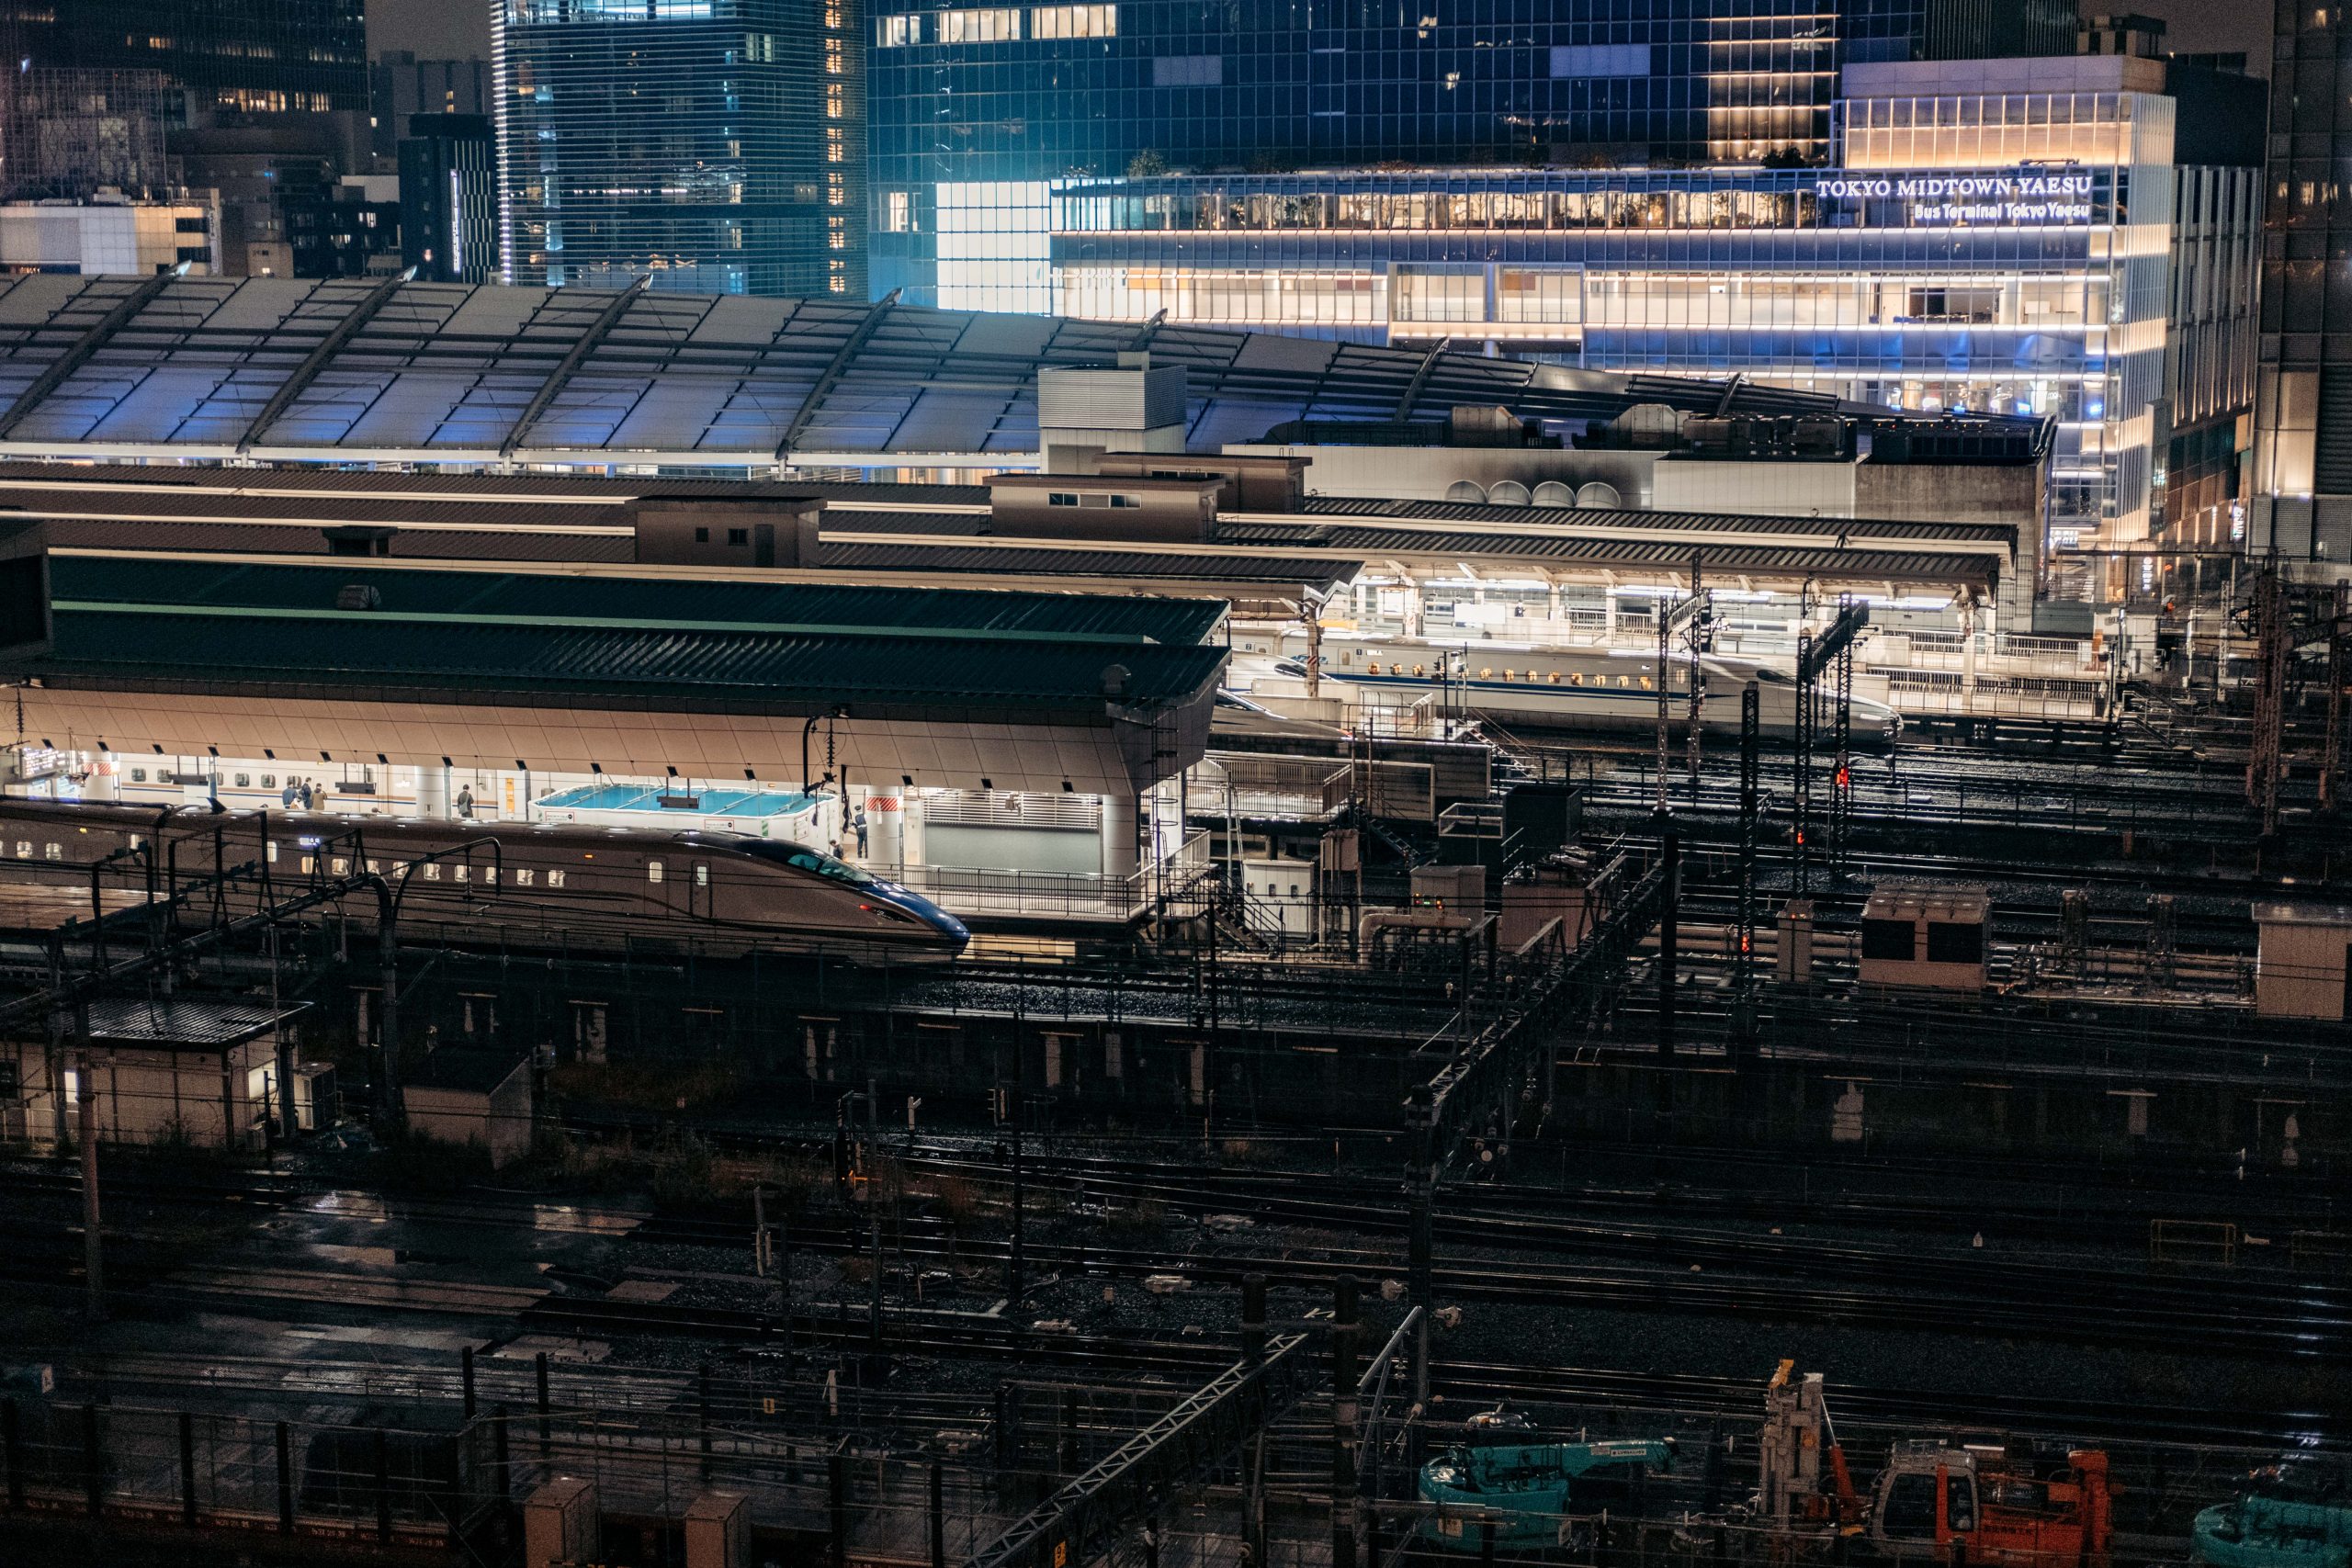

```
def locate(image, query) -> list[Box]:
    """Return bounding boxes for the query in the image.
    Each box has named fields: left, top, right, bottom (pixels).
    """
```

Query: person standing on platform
left=854, top=807, right=868, bottom=858
left=456, top=785, right=475, bottom=820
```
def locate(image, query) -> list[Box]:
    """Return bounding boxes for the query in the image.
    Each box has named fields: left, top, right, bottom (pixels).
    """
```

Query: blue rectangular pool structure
left=535, top=784, right=820, bottom=819
left=531, top=784, right=835, bottom=844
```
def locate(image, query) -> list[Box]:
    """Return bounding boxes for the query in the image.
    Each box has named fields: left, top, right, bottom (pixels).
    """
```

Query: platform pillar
left=1102, top=792, right=1138, bottom=878
left=868, top=789, right=904, bottom=869
left=83, top=762, right=119, bottom=801
left=417, top=764, right=452, bottom=820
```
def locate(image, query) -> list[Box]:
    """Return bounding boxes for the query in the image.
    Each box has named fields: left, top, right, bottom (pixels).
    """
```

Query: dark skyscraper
left=401, top=113, right=499, bottom=283
left=492, top=0, right=864, bottom=299
left=0, top=0, right=368, bottom=272
left=2253, top=0, right=2352, bottom=558
left=0, top=0, right=367, bottom=124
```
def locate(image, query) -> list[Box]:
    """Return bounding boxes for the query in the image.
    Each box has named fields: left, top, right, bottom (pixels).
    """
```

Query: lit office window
left=876, top=13, right=920, bottom=43
left=1031, top=5, right=1114, bottom=38
left=939, top=8, right=1021, bottom=41
left=884, top=191, right=915, bottom=231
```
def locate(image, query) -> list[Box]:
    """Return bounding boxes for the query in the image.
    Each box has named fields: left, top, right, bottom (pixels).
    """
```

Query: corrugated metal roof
left=814, top=540, right=1357, bottom=588
left=1213, top=523, right=1997, bottom=584
left=50, top=555, right=1228, bottom=648
left=1295, top=497, right=2016, bottom=546
left=0, top=462, right=990, bottom=508
left=84, top=997, right=309, bottom=1048
left=40, top=517, right=639, bottom=563
left=40, top=607, right=1228, bottom=712
left=0, top=276, right=2045, bottom=468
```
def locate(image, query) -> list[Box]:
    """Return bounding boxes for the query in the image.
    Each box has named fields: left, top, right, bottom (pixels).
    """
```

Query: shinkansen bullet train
left=1275, top=637, right=1900, bottom=744
left=0, top=800, right=970, bottom=961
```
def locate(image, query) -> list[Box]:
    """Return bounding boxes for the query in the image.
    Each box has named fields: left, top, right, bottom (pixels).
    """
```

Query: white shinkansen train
left=0, top=800, right=971, bottom=961
left=1274, top=637, right=1900, bottom=744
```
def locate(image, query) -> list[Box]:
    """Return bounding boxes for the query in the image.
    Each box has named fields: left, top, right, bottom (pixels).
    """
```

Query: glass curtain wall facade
left=0, top=1, right=368, bottom=123
left=492, top=0, right=864, bottom=298
left=2252, top=0, right=2352, bottom=560
left=867, top=0, right=2077, bottom=305
left=1055, top=58, right=2194, bottom=561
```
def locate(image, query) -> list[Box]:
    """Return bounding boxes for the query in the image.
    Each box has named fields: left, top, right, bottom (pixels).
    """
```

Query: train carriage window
left=1570, top=672, right=1582, bottom=685
left=1548, top=671, right=1561, bottom=683
left=515, top=869, right=535, bottom=886
left=234, top=773, right=250, bottom=788
left=130, top=768, right=146, bottom=783
left=265, top=841, right=277, bottom=863
left=695, top=863, right=709, bottom=886
left=482, top=865, right=498, bottom=885
left=331, top=858, right=348, bottom=874
left=1860, top=919, right=1915, bottom=961
left=45, top=842, right=61, bottom=860
left=424, top=863, right=441, bottom=881
left=366, top=860, right=380, bottom=874
left=648, top=860, right=665, bottom=884
left=300, top=857, right=314, bottom=874
left=1926, top=921, right=1984, bottom=964
left=15, top=841, right=28, bottom=858
left=1948, top=1476, right=1976, bottom=1532
left=548, top=870, right=565, bottom=888
left=261, top=774, right=275, bottom=789
left=453, top=864, right=469, bottom=883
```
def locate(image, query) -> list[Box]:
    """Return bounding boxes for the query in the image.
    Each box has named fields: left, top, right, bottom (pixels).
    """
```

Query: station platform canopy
left=5, top=554, right=1228, bottom=796
left=0, top=275, right=2035, bottom=473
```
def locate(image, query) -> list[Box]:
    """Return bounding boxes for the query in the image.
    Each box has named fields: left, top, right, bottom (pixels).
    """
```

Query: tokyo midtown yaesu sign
left=1815, top=171, right=2097, bottom=225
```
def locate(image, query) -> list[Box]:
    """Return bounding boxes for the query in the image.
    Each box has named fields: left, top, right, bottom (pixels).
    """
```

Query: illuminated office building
left=866, top=0, right=2078, bottom=309
left=492, top=0, right=863, bottom=298
left=2252, top=0, right=2352, bottom=560
left=1050, top=55, right=2260, bottom=572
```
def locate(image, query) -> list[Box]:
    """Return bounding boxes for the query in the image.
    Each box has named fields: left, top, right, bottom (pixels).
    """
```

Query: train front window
left=746, top=840, right=876, bottom=886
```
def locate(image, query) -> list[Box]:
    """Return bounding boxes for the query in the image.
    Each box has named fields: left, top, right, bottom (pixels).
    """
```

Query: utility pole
left=1735, top=682, right=1760, bottom=1060
left=2245, top=558, right=2288, bottom=840
left=1685, top=556, right=1707, bottom=799
left=1792, top=627, right=1815, bottom=896
left=1006, top=1087, right=1025, bottom=1303
left=1655, top=588, right=1673, bottom=814
left=1831, top=592, right=1854, bottom=882
left=1655, top=809, right=1678, bottom=1067
left=2325, top=581, right=2349, bottom=814
left=1330, top=1277, right=1360, bottom=1568
left=78, top=1045, right=103, bottom=1321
